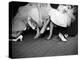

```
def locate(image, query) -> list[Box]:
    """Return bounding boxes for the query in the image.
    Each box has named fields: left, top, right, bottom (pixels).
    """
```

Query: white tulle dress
left=49, top=5, right=74, bottom=27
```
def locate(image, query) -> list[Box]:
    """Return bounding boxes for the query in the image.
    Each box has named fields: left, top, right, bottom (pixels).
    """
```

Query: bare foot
left=34, top=33, right=40, bottom=39
left=47, top=22, right=53, bottom=40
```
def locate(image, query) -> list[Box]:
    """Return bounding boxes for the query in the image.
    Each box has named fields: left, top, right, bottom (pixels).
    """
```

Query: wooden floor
left=9, top=30, right=78, bottom=58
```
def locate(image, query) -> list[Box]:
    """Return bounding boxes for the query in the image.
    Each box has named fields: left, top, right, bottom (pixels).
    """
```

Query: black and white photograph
left=9, top=1, right=78, bottom=59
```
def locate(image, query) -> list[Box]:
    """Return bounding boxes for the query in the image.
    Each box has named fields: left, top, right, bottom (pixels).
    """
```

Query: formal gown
left=49, top=6, right=74, bottom=27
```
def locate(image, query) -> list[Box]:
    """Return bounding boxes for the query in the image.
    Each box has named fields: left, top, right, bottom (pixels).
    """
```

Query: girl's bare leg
left=40, top=18, right=50, bottom=34
left=34, top=27, right=40, bottom=39
left=47, top=22, right=54, bottom=40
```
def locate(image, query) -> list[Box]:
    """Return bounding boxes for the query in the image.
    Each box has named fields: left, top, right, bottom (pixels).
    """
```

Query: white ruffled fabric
left=49, top=5, right=75, bottom=27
